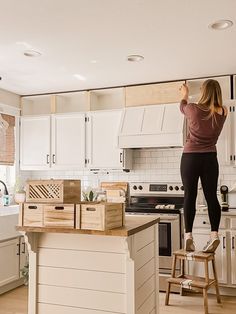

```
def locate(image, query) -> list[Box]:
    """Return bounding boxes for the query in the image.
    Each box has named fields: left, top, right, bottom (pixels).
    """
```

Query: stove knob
left=175, top=186, right=179, bottom=191
left=138, top=185, right=143, bottom=190
left=180, top=186, right=184, bottom=191
left=133, top=185, right=137, bottom=190
left=169, top=186, right=173, bottom=191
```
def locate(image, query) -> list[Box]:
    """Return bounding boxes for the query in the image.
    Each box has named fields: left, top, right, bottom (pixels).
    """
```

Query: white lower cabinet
left=190, top=215, right=236, bottom=288
left=0, top=238, right=20, bottom=287
left=230, top=230, right=236, bottom=285
left=189, top=229, right=228, bottom=284
left=19, top=236, right=28, bottom=278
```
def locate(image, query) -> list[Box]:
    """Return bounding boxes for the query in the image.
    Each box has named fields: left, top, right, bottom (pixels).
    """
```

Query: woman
left=180, top=79, right=227, bottom=253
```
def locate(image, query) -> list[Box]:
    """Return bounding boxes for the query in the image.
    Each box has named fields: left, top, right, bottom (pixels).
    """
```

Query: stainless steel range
left=126, top=182, right=185, bottom=291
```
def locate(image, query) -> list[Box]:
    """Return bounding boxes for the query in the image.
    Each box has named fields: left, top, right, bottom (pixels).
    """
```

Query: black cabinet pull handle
left=223, top=236, right=226, bottom=249
left=28, top=206, right=37, bottom=209
left=203, top=221, right=206, bottom=224
left=52, top=154, right=56, bottom=164
left=232, top=237, right=235, bottom=250
left=16, top=243, right=20, bottom=256
left=46, top=154, right=50, bottom=164
left=22, top=242, right=26, bottom=254
left=86, top=207, right=96, bottom=211
left=55, top=206, right=64, bottom=210
left=120, top=152, right=123, bottom=163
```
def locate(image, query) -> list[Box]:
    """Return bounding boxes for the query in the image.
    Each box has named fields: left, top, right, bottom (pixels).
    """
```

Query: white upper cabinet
left=87, top=110, right=132, bottom=170
left=119, top=104, right=185, bottom=148
left=20, top=114, right=86, bottom=170
left=20, top=116, right=51, bottom=170
left=51, top=114, right=86, bottom=170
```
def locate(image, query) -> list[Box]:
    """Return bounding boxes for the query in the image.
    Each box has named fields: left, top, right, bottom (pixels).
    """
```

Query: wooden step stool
left=165, top=249, right=221, bottom=314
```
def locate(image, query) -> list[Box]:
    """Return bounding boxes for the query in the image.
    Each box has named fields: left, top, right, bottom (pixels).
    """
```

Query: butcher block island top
left=17, top=215, right=159, bottom=236
left=19, top=215, right=160, bottom=314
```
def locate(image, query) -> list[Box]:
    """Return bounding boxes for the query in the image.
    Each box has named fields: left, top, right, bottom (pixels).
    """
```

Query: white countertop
left=0, top=204, right=19, bottom=216
left=196, top=206, right=236, bottom=216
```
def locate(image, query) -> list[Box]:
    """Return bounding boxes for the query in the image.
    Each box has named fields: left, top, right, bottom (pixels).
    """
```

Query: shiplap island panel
left=17, top=216, right=160, bottom=314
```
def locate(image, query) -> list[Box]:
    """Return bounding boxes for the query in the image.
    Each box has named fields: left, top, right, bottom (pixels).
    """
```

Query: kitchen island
left=17, top=215, right=160, bottom=314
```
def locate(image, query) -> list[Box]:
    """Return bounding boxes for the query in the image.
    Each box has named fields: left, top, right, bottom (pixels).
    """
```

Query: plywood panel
left=125, top=81, right=184, bottom=107
left=38, top=266, right=125, bottom=293
left=38, top=285, right=125, bottom=313
left=38, top=248, right=126, bottom=273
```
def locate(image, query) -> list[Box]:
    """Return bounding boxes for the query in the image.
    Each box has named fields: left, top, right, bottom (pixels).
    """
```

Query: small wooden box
left=79, top=202, right=123, bottom=231
left=25, top=180, right=81, bottom=204
left=44, top=204, right=75, bottom=228
left=23, top=203, right=44, bottom=227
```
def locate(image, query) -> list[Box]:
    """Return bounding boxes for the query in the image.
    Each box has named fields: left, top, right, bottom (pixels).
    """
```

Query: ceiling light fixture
left=23, top=50, right=42, bottom=57
left=73, top=74, right=86, bottom=81
left=90, top=60, right=97, bottom=64
left=209, top=19, right=233, bottom=30
left=127, top=55, right=144, bottom=62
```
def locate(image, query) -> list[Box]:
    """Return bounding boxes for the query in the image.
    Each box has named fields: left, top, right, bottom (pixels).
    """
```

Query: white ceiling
left=0, top=0, right=236, bottom=96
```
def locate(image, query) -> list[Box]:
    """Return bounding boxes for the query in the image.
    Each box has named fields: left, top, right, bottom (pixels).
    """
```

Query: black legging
left=180, top=152, right=221, bottom=233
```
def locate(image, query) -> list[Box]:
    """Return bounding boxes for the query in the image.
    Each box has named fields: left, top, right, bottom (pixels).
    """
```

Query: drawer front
left=194, top=215, right=228, bottom=229
left=81, top=204, right=104, bottom=231
left=23, top=203, right=43, bottom=227
left=44, top=204, right=75, bottom=228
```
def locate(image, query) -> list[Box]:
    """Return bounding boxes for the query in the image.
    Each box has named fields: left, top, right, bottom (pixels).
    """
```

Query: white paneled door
left=0, top=238, right=20, bottom=287
left=20, top=116, right=51, bottom=170
left=87, top=110, right=124, bottom=169
left=51, top=114, right=86, bottom=170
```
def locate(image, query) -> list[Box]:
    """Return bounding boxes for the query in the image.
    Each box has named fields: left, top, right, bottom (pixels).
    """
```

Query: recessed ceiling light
left=127, top=55, right=144, bottom=62
left=73, top=74, right=86, bottom=81
left=209, top=19, right=233, bottom=30
left=90, top=60, right=97, bottom=64
left=23, top=50, right=42, bottom=57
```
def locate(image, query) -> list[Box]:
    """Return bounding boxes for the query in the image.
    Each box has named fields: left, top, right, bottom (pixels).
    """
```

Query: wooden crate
left=23, top=203, right=44, bottom=227
left=44, top=204, right=75, bottom=228
left=26, top=180, right=81, bottom=204
left=79, top=202, right=123, bottom=231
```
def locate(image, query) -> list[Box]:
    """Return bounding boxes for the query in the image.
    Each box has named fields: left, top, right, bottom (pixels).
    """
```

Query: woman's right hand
left=180, top=83, right=189, bottom=100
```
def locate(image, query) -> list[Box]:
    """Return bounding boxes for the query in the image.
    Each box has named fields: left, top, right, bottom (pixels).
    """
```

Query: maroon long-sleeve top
left=180, top=99, right=226, bottom=153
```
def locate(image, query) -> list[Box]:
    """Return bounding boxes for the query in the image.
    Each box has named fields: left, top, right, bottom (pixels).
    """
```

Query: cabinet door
left=217, top=104, right=232, bottom=165
left=51, top=114, right=86, bottom=170
left=88, top=110, right=124, bottom=169
left=19, top=236, right=28, bottom=278
left=20, top=116, right=51, bottom=170
left=0, top=238, right=20, bottom=286
left=189, top=230, right=228, bottom=284
left=231, top=231, right=236, bottom=285
left=232, top=104, right=236, bottom=166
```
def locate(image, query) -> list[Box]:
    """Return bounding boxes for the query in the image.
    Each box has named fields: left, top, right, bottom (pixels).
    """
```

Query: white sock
left=211, top=231, right=218, bottom=239
left=186, top=232, right=193, bottom=239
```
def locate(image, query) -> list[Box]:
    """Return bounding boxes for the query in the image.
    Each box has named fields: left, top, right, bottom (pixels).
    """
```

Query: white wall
left=21, top=148, right=236, bottom=191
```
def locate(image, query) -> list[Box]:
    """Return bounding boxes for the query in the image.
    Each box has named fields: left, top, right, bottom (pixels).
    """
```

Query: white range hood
left=118, top=103, right=186, bottom=148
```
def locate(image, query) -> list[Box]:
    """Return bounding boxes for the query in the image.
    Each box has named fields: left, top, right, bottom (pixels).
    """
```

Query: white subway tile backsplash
left=21, top=148, right=236, bottom=188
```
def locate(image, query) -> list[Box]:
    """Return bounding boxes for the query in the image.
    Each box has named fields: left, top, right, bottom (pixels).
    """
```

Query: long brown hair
left=198, top=79, right=223, bottom=120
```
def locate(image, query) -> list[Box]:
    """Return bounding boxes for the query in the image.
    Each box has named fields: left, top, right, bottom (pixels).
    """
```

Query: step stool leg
left=203, top=288, right=208, bottom=314
left=165, top=282, right=171, bottom=305
left=212, top=258, right=221, bottom=304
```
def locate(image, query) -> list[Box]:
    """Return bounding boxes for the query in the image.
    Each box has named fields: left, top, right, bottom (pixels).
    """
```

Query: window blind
left=0, top=114, right=15, bottom=165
